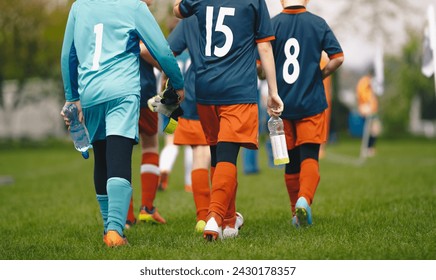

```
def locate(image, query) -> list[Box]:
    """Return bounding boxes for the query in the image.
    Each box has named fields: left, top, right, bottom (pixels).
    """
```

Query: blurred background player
left=158, top=90, right=193, bottom=194
left=158, top=18, right=193, bottom=193
left=240, top=61, right=267, bottom=175
left=166, top=16, right=212, bottom=232
left=356, top=69, right=381, bottom=158
left=158, top=133, right=193, bottom=192
left=174, top=0, right=284, bottom=241
left=126, top=0, right=168, bottom=228
left=60, top=0, right=184, bottom=246
left=271, top=0, right=344, bottom=227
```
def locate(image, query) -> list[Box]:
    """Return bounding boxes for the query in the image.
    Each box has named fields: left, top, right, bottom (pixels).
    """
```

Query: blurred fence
left=409, top=95, right=436, bottom=138
left=0, top=79, right=66, bottom=140
left=1, top=79, right=435, bottom=140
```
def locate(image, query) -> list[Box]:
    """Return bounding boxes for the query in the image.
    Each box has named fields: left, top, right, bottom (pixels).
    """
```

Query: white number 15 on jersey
left=205, top=6, right=235, bottom=57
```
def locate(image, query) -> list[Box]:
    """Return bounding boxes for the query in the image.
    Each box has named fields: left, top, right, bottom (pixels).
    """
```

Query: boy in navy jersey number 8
left=272, top=0, right=344, bottom=227
left=174, top=0, right=284, bottom=241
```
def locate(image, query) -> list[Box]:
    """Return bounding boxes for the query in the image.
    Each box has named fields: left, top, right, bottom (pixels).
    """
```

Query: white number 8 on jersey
left=283, top=38, right=300, bottom=84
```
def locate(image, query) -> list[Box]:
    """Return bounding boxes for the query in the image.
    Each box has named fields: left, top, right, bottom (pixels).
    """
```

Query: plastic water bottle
left=62, top=103, right=92, bottom=159
left=267, top=116, right=289, bottom=165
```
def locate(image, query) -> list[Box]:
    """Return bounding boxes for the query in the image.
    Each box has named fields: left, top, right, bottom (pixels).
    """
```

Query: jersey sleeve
left=178, top=0, right=197, bottom=18
left=167, top=20, right=188, bottom=55
left=60, top=3, right=79, bottom=102
left=322, top=22, right=344, bottom=59
left=255, top=0, right=275, bottom=43
left=135, top=2, right=184, bottom=90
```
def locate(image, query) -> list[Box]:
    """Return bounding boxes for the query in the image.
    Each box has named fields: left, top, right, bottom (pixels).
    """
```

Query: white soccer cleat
left=223, top=227, right=238, bottom=239
left=203, top=216, right=222, bottom=241
left=223, top=212, right=244, bottom=239
left=235, top=212, right=244, bottom=229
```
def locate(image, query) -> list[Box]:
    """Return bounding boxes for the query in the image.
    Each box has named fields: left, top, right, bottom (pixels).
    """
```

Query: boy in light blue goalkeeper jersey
left=60, top=0, right=184, bottom=247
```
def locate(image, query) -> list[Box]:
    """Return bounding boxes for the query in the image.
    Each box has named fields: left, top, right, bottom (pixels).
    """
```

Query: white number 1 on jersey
left=91, top=23, right=103, bottom=71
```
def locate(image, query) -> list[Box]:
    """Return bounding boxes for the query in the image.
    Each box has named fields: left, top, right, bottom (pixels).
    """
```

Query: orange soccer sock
left=285, top=173, right=300, bottom=214
left=208, top=162, right=237, bottom=224
left=298, top=158, right=320, bottom=205
left=191, top=168, right=211, bottom=221
left=222, top=182, right=238, bottom=228
left=140, top=152, right=160, bottom=210
left=126, top=195, right=136, bottom=222
left=224, top=180, right=238, bottom=218
left=210, top=166, right=216, bottom=183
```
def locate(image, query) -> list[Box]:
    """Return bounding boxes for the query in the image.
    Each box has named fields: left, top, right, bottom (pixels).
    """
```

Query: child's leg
left=285, top=146, right=301, bottom=215
left=93, top=140, right=109, bottom=233
left=105, top=135, right=134, bottom=236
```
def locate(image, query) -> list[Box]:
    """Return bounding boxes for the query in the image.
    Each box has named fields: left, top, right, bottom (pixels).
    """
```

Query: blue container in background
left=348, top=110, right=365, bottom=138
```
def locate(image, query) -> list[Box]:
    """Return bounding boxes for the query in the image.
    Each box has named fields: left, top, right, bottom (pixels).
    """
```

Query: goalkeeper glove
left=159, top=79, right=181, bottom=105
left=147, top=95, right=183, bottom=134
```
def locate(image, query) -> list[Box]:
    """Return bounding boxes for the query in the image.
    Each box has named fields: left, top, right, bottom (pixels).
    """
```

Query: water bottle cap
left=81, top=151, right=89, bottom=159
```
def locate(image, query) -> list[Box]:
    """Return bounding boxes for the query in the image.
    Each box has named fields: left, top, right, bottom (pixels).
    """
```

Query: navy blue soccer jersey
left=271, top=7, right=343, bottom=120
left=178, top=0, right=274, bottom=105
left=175, top=51, right=198, bottom=119
left=139, top=59, right=157, bottom=108
left=167, top=17, right=199, bottom=120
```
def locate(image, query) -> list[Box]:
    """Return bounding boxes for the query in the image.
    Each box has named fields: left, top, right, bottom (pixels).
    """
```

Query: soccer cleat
left=103, top=230, right=128, bottom=247
left=203, top=214, right=222, bottom=241
left=295, top=197, right=312, bottom=227
left=184, top=185, right=192, bottom=193
left=235, top=212, right=244, bottom=229
left=125, top=218, right=137, bottom=230
left=158, top=172, right=169, bottom=191
left=222, top=212, right=244, bottom=239
left=195, top=220, right=206, bottom=233
left=138, top=206, right=167, bottom=224
left=291, top=215, right=299, bottom=228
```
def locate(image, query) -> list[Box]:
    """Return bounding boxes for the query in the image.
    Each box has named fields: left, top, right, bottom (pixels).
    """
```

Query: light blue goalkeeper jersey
left=61, top=0, right=184, bottom=108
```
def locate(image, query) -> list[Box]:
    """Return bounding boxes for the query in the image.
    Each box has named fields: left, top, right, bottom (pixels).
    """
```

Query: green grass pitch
left=0, top=136, right=435, bottom=260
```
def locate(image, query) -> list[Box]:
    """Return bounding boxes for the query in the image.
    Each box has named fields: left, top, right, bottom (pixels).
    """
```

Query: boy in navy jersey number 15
left=174, top=0, right=284, bottom=241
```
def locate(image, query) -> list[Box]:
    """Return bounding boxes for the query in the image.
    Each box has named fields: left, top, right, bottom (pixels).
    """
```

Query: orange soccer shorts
left=197, top=103, right=259, bottom=149
left=174, top=117, right=208, bottom=146
left=138, top=107, right=158, bottom=136
left=283, top=111, right=327, bottom=150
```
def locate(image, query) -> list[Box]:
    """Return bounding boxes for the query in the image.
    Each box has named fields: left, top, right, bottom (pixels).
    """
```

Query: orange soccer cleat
left=103, top=230, right=128, bottom=247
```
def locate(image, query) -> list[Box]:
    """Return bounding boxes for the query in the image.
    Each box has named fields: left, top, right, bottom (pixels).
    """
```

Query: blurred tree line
left=0, top=0, right=434, bottom=137
left=330, top=0, right=435, bottom=138
left=0, top=0, right=69, bottom=100
left=381, top=31, right=435, bottom=137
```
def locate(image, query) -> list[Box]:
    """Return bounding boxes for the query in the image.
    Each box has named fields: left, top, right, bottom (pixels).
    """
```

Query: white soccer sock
left=184, top=146, right=193, bottom=186
left=159, top=144, right=179, bottom=172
